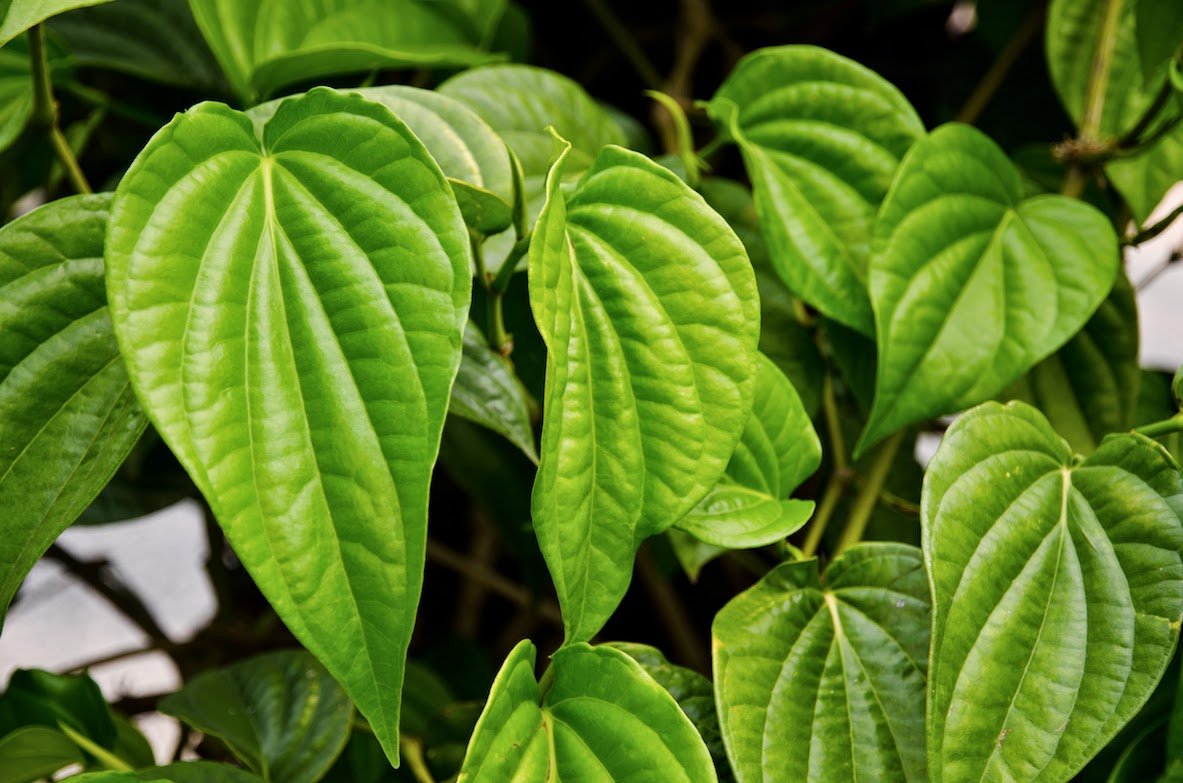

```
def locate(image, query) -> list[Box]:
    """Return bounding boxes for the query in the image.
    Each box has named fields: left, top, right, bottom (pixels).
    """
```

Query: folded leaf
left=924, top=401, right=1183, bottom=782
left=860, top=123, right=1118, bottom=452
left=530, top=139, right=758, bottom=642
left=105, top=87, right=471, bottom=765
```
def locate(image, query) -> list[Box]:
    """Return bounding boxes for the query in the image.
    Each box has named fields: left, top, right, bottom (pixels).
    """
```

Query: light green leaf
left=105, top=87, right=471, bottom=765
left=450, top=323, right=536, bottom=461
left=924, top=400, right=1183, bottom=782
left=859, top=123, right=1119, bottom=452
left=529, top=139, right=759, bottom=642
left=707, top=45, right=924, bottom=336
left=1001, top=270, right=1139, bottom=453
left=1047, top=0, right=1183, bottom=220
left=70, top=762, right=265, bottom=783
left=675, top=354, right=820, bottom=551
left=713, top=543, right=930, bottom=783
left=187, top=0, right=502, bottom=103
left=0, top=726, right=84, bottom=783
left=0, top=194, right=147, bottom=622
left=160, top=650, right=352, bottom=783
left=457, top=640, right=718, bottom=782
left=0, top=0, right=110, bottom=46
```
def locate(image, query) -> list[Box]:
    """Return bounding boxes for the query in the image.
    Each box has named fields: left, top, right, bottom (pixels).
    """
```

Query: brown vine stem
left=1127, top=201, right=1183, bottom=246
left=28, top=24, right=91, bottom=194
left=833, top=431, right=906, bottom=556
left=1062, top=0, right=1124, bottom=198
left=636, top=546, right=710, bottom=674
left=955, top=4, right=1046, bottom=125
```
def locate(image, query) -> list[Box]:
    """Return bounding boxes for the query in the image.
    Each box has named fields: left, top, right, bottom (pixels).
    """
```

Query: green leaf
left=105, top=87, right=471, bottom=765
left=1174, top=365, right=1183, bottom=410
left=707, top=45, right=924, bottom=336
left=0, top=669, right=116, bottom=748
left=0, top=726, right=84, bottom=783
left=111, top=713, right=154, bottom=769
left=186, top=0, right=502, bottom=104
left=0, top=0, right=111, bottom=46
left=674, top=354, right=820, bottom=551
left=49, top=0, right=225, bottom=90
left=160, top=650, right=352, bottom=783
left=0, top=193, right=147, bottom=622
left=924, top=401, right=1183, bottom=782
left=456, top=640, right=718, bottom=781
left=1001, top=269, right=1139, bottom=453
left=529, top=139, right=759, bottom=642
left=1135, top=0, right=1183, bottom=83
left=0, top=39, right=32, bottom=154
left=713, top=542, right=930, bottom=783
left=859, top=123, right=1119, bottom=452
left=1047, top=0, right=1183, bottom=220
left=449, top=323, right=536, bottom=461
left=70, top=762, right=265, bottom=783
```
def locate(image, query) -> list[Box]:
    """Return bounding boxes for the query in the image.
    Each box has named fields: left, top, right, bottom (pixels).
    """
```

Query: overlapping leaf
left=0, top=194, right=147, bottom=621
left=450, top=323, right=536, bottom=461
left=0, top=725, right=84, bottom=783
left=924, top=401, right=1183, bottom=782
left=456, top=640, right=718, bottom=782
left=713, top=543, right=930, bottom=783
left=105, top=87, right=471, bottom=764
left=0, top=0, right=110, bottom=46
left=860, top=123, right=1118, bottom=452
left=71, top=763, right=265, bottom=783
left=707, top=45, right=924, bottom=335
left=529, top=138, right=758, bottom=642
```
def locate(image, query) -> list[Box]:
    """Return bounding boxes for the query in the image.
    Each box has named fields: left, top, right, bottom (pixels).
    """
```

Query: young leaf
left=713, top=543, right=930, bottom=783
left=456, top=640, right=718, bottom=781
left=105, top=87, right=471, bottom=765
left=0, top=725, right=84, bottom=783
left=159, top=650, right=353, bottom=783
left=69, top=763, right=265, bottom=782
left=449, top=323, right=536, bottom=461
left=707, top=45, right=925, bottom=336
left=0, top=0, right=111, bottom=46
left=529, top=139, right=759, bottom=642
left=674, top=353, right=821, bottom=551
left=924, top=401, right=1183, bottom=782
left=859, top=123, right=1118, bottom=452
left=0, top=194, right=147, bottom=622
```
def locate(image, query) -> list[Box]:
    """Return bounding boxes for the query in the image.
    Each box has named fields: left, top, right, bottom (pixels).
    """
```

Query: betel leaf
left=0, top=38, right=32, bottom=154
left=105, top=87, right=471, bottom=764
left=0, top=726, right=84, bottom=783
left=924, top=401, right=1183, bottom=782
left=858, top=123, right=1118, bottom=453
left=456, top=640, right=718, bottom=782
left=186, top=0, right=502, bottom=104
left=529, top=137, right=758, bottom=642
left=160, top=650, right=353, bottom=783
left=1002, top=269, right=1139, bottom=453
left=0, top=0, right=110, bottom=46
left=70, top=762, right=265, bottom=783
left=713, top=543, right=930, bottom=783
left=707, top=45, right=925, bottom=336
left=1135, top=0, right=1183, bottom=83
left=450, top=323, right=536, bottom=461
left=1047, top=0, right=1183, bottom=220
left=0, top=194, right=147, bottom=622
left=674, top=353, right=820, bottom=552
left=0, top=669, right=116, bottom=748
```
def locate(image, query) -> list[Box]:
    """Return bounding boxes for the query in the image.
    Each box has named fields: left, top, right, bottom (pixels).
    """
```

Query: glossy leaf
left=0, top=725, right=84, bottom=783
left=1002, top=270, right=1139, bottom=453
left=105, top=87, right=471, bottom=764
left=0, top=39, right=31, bottom=153
left=675, top=353, right=820, bottom=551
left=187, top=0, right=501, bottom=103
left=450, top=323, right=536, bottom=461
left=71, top=763, right=265, bottom=783
left=529, top=139, right=758, bottom=642
left=924, top=401, right=1183, bottom=782
left=1047, top=0, right=1183, bottom=220
left=160, top=650, right=353, bottom=783
left=707, top=45, right=924, bottom=335
left=0, top=194, right=147, bottom=622
left=0, top=669, right=115, bottom=749
left=713, top=543, right=930, bottom=783
left=0, top=0, right=110, bottom=46
left=860, top=123, right=1118, bottom=452
left=456, top=640, right=718, bottom=782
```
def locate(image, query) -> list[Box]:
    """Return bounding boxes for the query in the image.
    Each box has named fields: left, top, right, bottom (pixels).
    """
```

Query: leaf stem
left=821, top=374, right=848, bottom=474
left=800, top=468, right=849, bottom=558
left=955, top=4, right=1045, bottom=125
left=28, top=24, right=91, bottom=194
left=1136, top=413, right=1183, bottom=438
left=1062, top=0, right=1123, bottom=198
left=834, top=431, right=906, bottom=555
left=400, top=737, right=437, bottom=783
left=471, top=231, right=512, bottom=355
left=60, top=724, right=132, bottom=771
left=1128, top=201, right=1183, bottom=245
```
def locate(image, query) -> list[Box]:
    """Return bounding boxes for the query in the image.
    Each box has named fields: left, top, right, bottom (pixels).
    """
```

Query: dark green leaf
left=1135, top=0, right=1183, bottom=83
left=0, top=726, right=84, bottom=783
left=69, top=762, right=265, bottom=782
left=449, top=323, right=536, bottom=461
left=0, top=669, right=116, bottom=748
left=0, top=0, right=111, bottom=46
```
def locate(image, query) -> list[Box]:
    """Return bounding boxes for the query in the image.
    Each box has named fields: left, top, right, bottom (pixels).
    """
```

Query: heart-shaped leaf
left=0, top=194, right=147, bottom=622
left=529, top=138, right=758, bottom=642
left=450, top=323, right=536, bottom=461
left=187, top=0, right=502, bottom=103
left=859, top=123, right=1119, bottom=452
left=924, top=401, right=1183, bottom=782
left=674, top=353, right=820, bottom=551
left=456, top=640, right=718, bottom=782
left=105, top=87, right=471, bottom=765
left=160, top=651, right=352, bottom=783
left=707, top=45, right=924, bottom=336
left=0, top=0, right=111, bottom=46
left=713, top=543, right=930, bottom=783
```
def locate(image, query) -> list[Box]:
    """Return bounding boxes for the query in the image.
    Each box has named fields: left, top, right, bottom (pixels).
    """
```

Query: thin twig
left=426, top=540, right=562, bottom=624
left=46, top=543, right=170, bottom=645
left=955, top=4, right=1046, bottom=125
left=834, top=431, right=906, bottom=555
left=28, top=25, right=91, bottom=194
left=1127, top=201, right=1183, bottom=245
